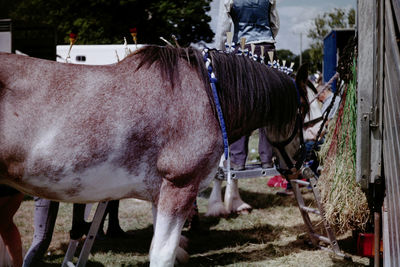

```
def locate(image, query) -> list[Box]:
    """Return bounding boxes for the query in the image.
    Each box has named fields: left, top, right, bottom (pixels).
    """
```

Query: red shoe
left=267, top=175, right=288, bottom=188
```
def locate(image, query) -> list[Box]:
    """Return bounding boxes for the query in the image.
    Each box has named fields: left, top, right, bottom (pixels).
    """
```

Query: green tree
left=294, top=49, right=314, bottom=72
left=307, top=8, right=355, bottom=71
left=276, top=49, right=296, bottom=63
left=348, top=8, right=356, bottom=27
left=3, top=0, right=214, bottom=46
left=276, top=49, right=319, bottom=73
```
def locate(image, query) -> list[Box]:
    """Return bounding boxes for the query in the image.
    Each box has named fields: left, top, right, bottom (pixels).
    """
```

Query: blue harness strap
left=202, top=49, right=230, bottom=160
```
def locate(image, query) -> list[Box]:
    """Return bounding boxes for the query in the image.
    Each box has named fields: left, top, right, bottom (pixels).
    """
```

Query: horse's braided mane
left=133, top=45, right=303, bottom=140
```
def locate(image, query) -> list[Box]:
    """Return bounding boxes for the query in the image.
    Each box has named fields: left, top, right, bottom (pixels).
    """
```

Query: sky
left=208, top=0, right=356, bottom=54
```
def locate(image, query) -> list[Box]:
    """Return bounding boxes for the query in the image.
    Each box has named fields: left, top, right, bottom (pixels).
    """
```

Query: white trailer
left=56, top=44, right=144, bottom=65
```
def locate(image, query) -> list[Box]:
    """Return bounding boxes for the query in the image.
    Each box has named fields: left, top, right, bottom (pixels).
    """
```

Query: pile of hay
left=317, top=58, right=370, bottom=234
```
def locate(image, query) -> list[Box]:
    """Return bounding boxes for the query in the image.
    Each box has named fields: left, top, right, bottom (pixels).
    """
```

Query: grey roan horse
left=0, top=45, right=309, bottom=266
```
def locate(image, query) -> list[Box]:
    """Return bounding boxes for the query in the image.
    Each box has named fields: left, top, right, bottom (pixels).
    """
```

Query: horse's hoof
left=234, top=203, right=252, bottom=215
left=237, top=208, right=251, bottom=215
left=176, top=246, right=189, bottom=264
left=205, top=202, right=229, bottom=217
left=179, top=235, right=189, bottom=250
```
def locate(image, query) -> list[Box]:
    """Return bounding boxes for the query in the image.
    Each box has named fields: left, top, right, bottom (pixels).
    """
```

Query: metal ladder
left=290, top=167, right=345, bottom=257
left=219, top=164, right=345, bottom=257
left=61, top=201, right=108, bottom=267
left=217, top=163, right=281, bottom=180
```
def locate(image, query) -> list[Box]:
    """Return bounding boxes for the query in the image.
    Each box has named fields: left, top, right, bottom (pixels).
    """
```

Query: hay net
left=317, top=38, right=370, bottom=234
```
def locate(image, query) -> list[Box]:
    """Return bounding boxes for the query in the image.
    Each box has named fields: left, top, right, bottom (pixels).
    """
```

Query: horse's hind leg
left=149, top=180, right=196, bottom=266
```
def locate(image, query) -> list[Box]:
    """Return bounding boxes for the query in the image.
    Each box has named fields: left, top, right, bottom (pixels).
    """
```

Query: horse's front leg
left=224, top=179, right=252, bottom=214
left=149, top=179, right=196, bottom=267
left=206, top=157, right=229, bottom=217
left=205, top=178, right=229, bottom=217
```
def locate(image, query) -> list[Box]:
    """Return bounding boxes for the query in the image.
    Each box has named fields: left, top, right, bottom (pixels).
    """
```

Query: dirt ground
left=14, top=176, right=370, bottom=266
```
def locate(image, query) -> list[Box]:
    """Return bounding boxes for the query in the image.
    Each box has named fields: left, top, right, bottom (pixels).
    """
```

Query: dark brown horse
left=0, top=46, right=308, bottom=266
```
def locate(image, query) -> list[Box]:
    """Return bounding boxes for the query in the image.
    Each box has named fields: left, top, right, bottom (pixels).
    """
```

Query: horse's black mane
left=134, top=45, right=304, bottom=141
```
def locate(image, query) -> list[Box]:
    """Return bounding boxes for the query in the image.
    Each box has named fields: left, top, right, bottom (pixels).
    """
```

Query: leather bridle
left=268, top=111, right=307, bottom=177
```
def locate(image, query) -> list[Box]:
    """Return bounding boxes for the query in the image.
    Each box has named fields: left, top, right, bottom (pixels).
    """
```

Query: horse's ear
left=295, top=63, right=309, bottom=87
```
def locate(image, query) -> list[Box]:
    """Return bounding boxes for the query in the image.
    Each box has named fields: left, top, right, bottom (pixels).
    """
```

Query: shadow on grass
left=40, top=254, right=105, bottom=267
left=186, top=224, right=316, bottom=266
left=46, top=218, right=360, bottom=267
left=49, top=220, right=313, bottom=266
left=54, top=226, right=155, bottom=255
left=91, top=226, right=153, bottom=254
left=185, top=218, right=364, bottom=266
left=186, top=219, right=316, bottom=253
left=47, top=226, right=153, bottom=266
left=186, top=225, right=363, bottom=267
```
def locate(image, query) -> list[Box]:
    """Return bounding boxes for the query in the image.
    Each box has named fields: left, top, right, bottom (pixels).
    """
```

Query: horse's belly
left=20, top=161, right=158, bottom=203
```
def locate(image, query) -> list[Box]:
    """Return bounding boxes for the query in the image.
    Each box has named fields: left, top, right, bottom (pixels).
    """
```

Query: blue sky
left=208, top=0, right=356, bottom=54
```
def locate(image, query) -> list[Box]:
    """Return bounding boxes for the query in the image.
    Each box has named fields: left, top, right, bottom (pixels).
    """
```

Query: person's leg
left=229, top=136, right=249, bottom=170
left=0, top=192, right=24, bottom=267
left=258, top=128, right=273, bottom=168
left=23, top=198, right=59, bottom=266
